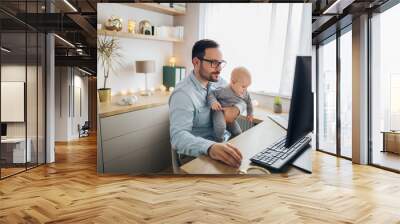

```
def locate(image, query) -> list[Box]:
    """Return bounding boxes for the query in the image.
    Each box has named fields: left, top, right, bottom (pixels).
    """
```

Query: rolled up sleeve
left=169, top=91, right=215, bottom=157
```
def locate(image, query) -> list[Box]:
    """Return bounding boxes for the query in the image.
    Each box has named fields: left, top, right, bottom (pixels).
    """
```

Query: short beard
left=199, top=64, right=218, bottom=82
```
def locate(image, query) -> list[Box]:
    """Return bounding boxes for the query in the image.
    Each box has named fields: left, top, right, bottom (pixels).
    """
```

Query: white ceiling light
left=63, top=0, right=78, bottom=12
left=54, top=34, right=75, bottom=48
left=1, top=47, right=11, bottom=53
left=323, top=0, right=354, bottom=15
left=78, top=67, right=92, bottom=76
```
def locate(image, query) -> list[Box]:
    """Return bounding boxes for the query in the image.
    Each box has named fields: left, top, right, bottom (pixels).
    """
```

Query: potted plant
left=273, top=96, right=282, bottom=113
left=97, top=35, right=122, bottom=103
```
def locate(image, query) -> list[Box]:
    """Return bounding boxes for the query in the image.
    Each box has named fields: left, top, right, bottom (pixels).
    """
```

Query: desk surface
left=180, top=107, right=312, bottom=175
left=98, top=91, right=171, bottom=118
left=1, top=138, right=27, bottom=143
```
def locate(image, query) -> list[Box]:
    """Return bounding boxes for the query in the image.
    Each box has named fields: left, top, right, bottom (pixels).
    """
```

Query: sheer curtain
left=200, top=3, right=311, bottom=96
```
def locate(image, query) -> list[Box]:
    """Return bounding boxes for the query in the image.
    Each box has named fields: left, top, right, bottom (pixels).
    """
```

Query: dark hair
left=192, top=39, right=219, bottom=60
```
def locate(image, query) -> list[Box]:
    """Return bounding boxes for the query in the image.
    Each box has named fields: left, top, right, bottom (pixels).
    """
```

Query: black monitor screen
left=285, top=56, right=314, bottom=148
left=1, top=123, right=7, bottom=137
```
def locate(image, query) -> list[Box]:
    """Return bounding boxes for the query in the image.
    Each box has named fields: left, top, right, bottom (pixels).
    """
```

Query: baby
left=208, top=67, right=253, bottom=142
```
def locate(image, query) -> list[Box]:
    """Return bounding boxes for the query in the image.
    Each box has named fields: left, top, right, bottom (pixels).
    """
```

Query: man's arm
left=170, top=90, right=243, bottom=167
left=169, top=91, right=214, bottom=157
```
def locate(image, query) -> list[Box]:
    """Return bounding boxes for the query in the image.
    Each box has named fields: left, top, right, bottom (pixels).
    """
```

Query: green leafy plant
left=274, top=96, right=282, bottom=105
left=97, top=35, right=123, bottom=89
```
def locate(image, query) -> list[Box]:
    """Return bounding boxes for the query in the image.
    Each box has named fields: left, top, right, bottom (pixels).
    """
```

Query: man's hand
left=208, top=143, right=243, bottom=168
left=211, top=101, right=222, bottom=111
left=222, top=106, right=240, bottom=123
left=247, top=115, right=254, bottom=123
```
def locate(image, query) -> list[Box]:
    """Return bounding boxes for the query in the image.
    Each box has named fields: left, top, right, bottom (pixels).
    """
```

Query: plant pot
left=98, top=88, right=111, bottom=103
left=273, top=104, right=282, bottom=113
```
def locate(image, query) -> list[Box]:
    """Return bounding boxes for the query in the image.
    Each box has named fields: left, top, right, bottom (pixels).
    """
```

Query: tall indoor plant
left=97, top=34, right=122, bottom=102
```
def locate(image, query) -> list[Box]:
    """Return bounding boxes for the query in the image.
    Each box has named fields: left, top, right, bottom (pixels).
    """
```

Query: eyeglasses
left=199, top=57, right=227, bottom=69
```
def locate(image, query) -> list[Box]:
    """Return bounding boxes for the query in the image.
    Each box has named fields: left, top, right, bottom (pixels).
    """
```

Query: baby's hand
left=247, top=115, right=254, bottom=123
left=211, top=102, right=222, bottom=111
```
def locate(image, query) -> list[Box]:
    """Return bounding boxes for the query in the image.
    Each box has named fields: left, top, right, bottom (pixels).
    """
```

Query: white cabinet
left=98, top=104, right=171, bottom=173
left=1, top=138, right=32, bottom=163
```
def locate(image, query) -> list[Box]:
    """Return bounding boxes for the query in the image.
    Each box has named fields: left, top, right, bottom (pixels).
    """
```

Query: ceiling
left=0, top=0, right=98, bottom=74
left=0, top=0, right=394, bottom=75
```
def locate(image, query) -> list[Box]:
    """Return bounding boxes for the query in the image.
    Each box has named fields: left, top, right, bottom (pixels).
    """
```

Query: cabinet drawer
left=100, top=104, right=168, bottom=141
left=104, top=138, right=172, bottom=173
left=102, top=121, right=170, bottom=162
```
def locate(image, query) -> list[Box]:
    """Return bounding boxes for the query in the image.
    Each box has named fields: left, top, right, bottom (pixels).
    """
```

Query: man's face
left=194, top=48, right=224, bottom=82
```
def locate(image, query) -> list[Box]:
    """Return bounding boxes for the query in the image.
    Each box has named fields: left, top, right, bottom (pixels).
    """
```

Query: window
left=0, top=1, right=47, bottom=179
left=340, top=28, right=352, bottom=158
left=371, top=2, right=400, bottom=171
left=317, top=37, right=337, bottom=155
left=201, top=3, right=311, bottom=96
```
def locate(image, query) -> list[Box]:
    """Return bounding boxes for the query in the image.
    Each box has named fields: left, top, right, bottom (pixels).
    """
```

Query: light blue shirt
left=169, top=71, right=244, bottom=157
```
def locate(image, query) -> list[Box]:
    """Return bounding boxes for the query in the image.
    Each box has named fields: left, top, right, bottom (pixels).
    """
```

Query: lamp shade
left=135, top=60, right=155, bottom=73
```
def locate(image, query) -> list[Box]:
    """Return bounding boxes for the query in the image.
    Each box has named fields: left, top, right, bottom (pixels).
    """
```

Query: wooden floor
left=1, top=135, right=400, bottom=223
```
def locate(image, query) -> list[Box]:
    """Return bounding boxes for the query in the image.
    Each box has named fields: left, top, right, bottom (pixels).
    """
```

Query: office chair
left=171, top=146, right=195, bottom=174
left=78, top=121, right=90, bottom=138
left=171, top=146, right=181, bottom=174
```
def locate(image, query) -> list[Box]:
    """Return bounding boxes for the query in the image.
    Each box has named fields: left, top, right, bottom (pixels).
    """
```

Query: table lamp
left=135, top=60, right=155, bottom=96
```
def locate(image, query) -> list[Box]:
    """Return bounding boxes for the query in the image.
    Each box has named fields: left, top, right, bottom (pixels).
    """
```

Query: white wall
left=1, top=65, right=37, bottom=137
left=173, top=3, right=295, bottom=113
left=1, top=64, right=46, bottom=163
left=173, top=3, right=201, bottom=72
left=97, top=3, right=174, bottom=94
left=55, top=67, right=69, bottom=141
left=96, top=3, right=296, bottom=113
left=72, top=74, right=89, bottom=138
left=55, top=67, right=89, bottom=141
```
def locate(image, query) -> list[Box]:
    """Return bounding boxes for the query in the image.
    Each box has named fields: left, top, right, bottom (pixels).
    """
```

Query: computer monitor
left=1, top=123, right=7, bottom=137
left=285, top=56, right=313, bottom=148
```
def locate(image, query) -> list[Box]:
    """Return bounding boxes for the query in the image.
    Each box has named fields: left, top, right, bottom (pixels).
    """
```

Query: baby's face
left=231, top=77, right=251, bottom=97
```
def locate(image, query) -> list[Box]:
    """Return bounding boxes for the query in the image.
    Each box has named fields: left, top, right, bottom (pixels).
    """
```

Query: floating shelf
left=97, top=30, right=183, bottom=43
left=125, top=3, right=186, bottom=16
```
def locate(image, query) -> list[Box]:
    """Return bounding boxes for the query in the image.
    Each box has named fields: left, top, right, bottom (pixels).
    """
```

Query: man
left=169, top=39, right=245, bottom=168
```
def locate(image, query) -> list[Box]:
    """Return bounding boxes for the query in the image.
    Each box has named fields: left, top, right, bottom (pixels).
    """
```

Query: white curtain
left=200, top=3, right=311, bottom=96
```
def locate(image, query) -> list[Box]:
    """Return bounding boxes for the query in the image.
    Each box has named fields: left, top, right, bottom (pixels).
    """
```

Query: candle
left=160, top=85, right=167, bottom=92
left=252, top=99, right=259, bottom=107
left=128, top=20, right=136, bottom=33
left=119, top=90, right=127, bottom=96
left=128, top=88, right=135, bottom=95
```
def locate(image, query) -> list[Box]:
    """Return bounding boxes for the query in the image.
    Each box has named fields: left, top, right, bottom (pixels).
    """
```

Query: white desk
left=1, top=138, right=31, bottom=163
left=180, top=107, right=312, bottom=174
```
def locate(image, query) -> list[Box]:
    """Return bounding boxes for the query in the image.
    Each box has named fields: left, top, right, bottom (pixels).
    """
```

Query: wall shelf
left=97, top=30, right=183, bottom=43
left=125, top=3, right=186, bottom=16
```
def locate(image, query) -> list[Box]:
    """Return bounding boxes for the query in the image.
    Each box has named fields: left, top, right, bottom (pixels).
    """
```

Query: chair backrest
left=171, top=146, right=181, bottom=174
left=82, top=121, right=90, bottom=129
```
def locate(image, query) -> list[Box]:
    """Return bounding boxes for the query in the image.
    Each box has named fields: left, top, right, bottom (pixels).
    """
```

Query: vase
left=104, top=16, right=123, bottom=32
left=98, top=88, right=111, bottom=103
left=273, top=104, right=282, bottom=113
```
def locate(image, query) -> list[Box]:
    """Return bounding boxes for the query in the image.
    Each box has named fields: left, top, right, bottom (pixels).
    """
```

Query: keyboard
left=250, top=135, right=311, bottom=171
